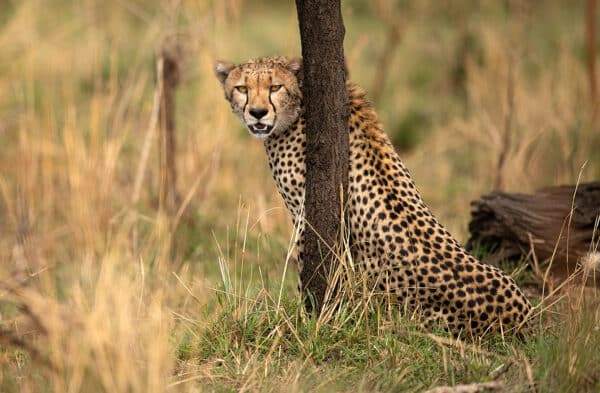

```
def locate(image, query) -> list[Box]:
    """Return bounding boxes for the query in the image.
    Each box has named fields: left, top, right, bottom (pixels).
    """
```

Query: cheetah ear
left=284, top=57, right=303, bottom=75
left=214, top=61, right=235, bottom=85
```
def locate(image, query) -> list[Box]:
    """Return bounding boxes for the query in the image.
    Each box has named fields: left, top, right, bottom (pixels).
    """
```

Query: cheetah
left=215, top=56, right=532, bottom=337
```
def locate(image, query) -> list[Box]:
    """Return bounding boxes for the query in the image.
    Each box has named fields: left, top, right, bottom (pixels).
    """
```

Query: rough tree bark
left=295, top=0, right=349, bottom=312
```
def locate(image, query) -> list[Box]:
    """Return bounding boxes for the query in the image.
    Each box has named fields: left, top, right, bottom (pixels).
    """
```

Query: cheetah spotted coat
left=216, top=56, right=532, bottom=337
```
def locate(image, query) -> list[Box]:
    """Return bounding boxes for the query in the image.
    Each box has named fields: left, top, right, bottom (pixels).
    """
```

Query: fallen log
left=467, top=182, right=600, bottom=285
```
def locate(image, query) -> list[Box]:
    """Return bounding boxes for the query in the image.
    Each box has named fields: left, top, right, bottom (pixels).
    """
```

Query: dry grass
left=0, top=1, right=599, bottom=392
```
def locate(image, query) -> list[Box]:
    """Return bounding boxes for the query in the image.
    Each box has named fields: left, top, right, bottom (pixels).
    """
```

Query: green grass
left=186, top=263, right=599, bottom=392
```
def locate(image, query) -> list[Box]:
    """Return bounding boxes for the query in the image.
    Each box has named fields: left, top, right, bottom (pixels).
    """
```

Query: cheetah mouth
left=250, top=123, right=273, bottom=135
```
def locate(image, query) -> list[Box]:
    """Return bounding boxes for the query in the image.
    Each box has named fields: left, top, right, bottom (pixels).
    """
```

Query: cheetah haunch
left=215, top=56, right=532, bottom=337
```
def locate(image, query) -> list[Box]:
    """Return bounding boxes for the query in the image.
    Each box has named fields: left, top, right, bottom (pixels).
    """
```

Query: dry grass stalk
left=369, top=0, right=404, bottom=105
left=424, top=381, right=504, bottom=393
left=369, top=25, right=403, bottom=105
left=493, top=52, right=515, bottom=191
left=131, top=64, right=163, bottom=206
left=587, top=0, right=598, bottom=120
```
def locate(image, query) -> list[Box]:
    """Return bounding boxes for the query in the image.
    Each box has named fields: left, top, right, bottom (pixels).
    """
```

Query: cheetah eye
left=270, top=84, right=282, bottom=93
left=235, top=85, right=248, bottom=94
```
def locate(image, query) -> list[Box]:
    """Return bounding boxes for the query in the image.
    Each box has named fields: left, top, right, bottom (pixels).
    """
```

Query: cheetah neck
left=263, top=116, right=307, bottom=221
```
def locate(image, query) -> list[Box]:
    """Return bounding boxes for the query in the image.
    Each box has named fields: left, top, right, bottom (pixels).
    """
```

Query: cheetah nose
left=249, top=108, right=268, bottom=120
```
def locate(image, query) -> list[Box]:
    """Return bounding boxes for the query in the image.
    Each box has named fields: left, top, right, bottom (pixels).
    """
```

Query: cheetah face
left=215, top=57, right=303, bottom=140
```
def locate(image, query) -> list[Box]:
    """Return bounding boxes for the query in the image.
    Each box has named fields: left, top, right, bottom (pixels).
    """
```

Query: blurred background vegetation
left=0, top=1, right=599, bottom=392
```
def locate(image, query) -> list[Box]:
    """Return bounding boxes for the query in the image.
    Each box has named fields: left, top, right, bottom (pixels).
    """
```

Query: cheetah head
left=215, top=56, right=303, bottom=140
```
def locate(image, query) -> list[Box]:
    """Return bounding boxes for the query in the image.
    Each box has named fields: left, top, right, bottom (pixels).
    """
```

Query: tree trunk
left=295, top=0, right=349, bottom=312
left=158, top=43, right=181, bottom=215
